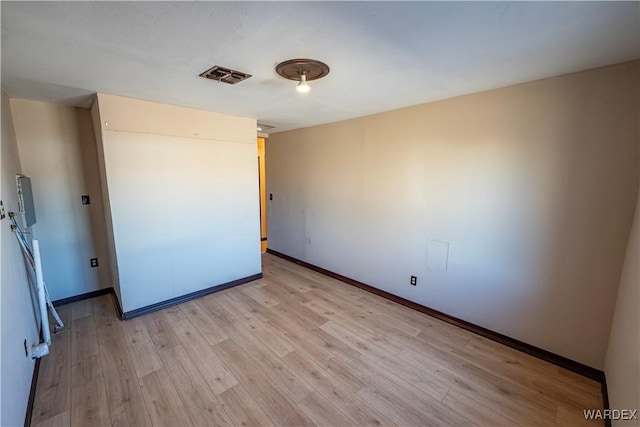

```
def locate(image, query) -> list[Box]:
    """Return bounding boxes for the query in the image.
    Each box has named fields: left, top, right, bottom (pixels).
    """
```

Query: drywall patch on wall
left=0, top=91, right=39, bottom=426
left=267, top=61, right=640, bottom=369
left=95, top=94, right=261, bottom=313
left=427, top=240, right=449, bottom=272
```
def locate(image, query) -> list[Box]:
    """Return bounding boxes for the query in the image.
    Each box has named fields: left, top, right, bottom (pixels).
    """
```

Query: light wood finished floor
left=31, top=253, right=604, bottom=427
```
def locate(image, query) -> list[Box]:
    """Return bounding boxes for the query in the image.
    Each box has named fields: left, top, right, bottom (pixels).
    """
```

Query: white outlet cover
left=427, top=240, right=449, bottom=272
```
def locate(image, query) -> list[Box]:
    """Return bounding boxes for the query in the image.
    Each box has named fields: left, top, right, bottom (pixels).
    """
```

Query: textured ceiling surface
left=2, top=2, right=639, bottom=132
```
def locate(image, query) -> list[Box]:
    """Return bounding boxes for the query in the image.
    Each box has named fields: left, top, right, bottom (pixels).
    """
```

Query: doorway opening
left=258, top=137, right=267, bottom=253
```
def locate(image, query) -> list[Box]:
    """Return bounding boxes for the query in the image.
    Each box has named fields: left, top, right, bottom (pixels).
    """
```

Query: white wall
left=267, top=61, right=640, bottom=369
left=605, top=183, right=640, bottom=425
left=94, top=94, right=261, bottom=313
left=90, top=100, right=122, bottom=304
left=1, top=91, right=40, bottom=426
left=10, top=100, right=112, bottom=301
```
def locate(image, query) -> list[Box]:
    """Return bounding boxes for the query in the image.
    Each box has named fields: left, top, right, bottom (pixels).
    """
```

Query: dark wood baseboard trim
left=600, top=372, right=612, bottom=427
left=24, top=357, right=41, bottom=427
left=266, top=249, right=605, bottom=383
left=109, top=288, right=124, bottom=320
left=52, top=288, right=112, bottom=307
left=120, top=273, right=263, bottom=320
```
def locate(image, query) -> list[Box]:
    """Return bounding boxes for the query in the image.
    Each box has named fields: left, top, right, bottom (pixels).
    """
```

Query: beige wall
left=94, top=94, right=261, bottom=313
left=0, top=91, right=40, bottom=426
left=90, top=99, right=122, bottom=303
left=267, top=61, right=640, bottom=369
left=605, top=186, right=640, bottom=425
left=10, top=99, right=112, bottom=300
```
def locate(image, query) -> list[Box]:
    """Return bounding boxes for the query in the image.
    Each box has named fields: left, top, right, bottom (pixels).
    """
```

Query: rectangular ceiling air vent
left=199, top=65, right=251, bottom=84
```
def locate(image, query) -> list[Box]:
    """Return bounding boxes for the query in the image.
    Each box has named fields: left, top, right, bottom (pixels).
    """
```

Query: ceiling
left=2, top=2, right=639, bottom=133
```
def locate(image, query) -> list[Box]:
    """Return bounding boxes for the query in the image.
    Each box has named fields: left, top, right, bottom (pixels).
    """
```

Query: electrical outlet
left=24, top=339, right=28, bottom=357
left=90, top=258, right=99, bottom=268
left=269, top=194, right=273, bottom=200
left=81, top=195, right=91, bottom=205
left=410, top=276, right=417, bottom=286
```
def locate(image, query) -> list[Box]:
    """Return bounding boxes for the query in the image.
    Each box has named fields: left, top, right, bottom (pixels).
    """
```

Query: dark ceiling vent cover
left=199, top=66, right=251, bottom=84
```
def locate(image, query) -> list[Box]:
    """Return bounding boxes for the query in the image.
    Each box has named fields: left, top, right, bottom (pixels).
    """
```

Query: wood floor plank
left=214, top=338, right=315, bottom=426
left=215, top=289, right=274, bottom=326
left=555, top=402, right=603, bottom=427
left=266, top=277, right=315, bottom=305
left=306, top=287, right=423, bottom=337
left=91, top=295, right=118, bottom=331
left=139, top=370, right=192, bottom=427
left=70, top=353, right=102, bottom=388
left=218, top=384, right=276, bottom=427
left=156, top=343, right=234, bottom=426
left=358, top=380, right=441, bottom=427
left=160, top=305, right=188, bottom=323
left=442, top=386, right=519, bottom=427
left=31, top=329, right=71, bottom=425
left=358, top=350, right=451, bottom=401
left=305, top=327, right=363, bottom=364
left=70, top=377, right=110, bottom=427
left=362, top=355, right=474, bottom=426
left=120, top=317, right=162, bottom=378
left=248, top=323, right=297, bottom=357
left=169, top=316, right=238, bottom=394
left=70, top=315, right=99, bottom=365
left=70, top=299, right=92, bottom=321
left=168, top=316, right=214, bottom=361
left=34, top=254, right=604, bottom=427
left=100, top=362, right=151, bottom=426
left=281, top=350, right=395, bottom=426
left=460, top=338, right=602, bottom=409
left=265, top=316, right=338, bottom=364
left=241, top=284, right=280, bottom=309
left=140, top=311, right=180, bottom=351
left=196, top=352, right=240, bottom=396
left=297, top=391, right=354, bottom=426
left=398, top=346, right=557, bottom=426
left=32, top=410, right=70, bottom=427
left=271, top=297, right=328, bottom=330
left=195, top=296, right=247, bottom=336
left=231, top=333, right=314, bottom=403
left=320, top=319, right=402, bottom=360
left=180, top=300, right=229, bottom=347
left=97, top=318, right=151, bottom=427
left=321, top=356, right=368, bottom=393
left=407, top=337, right=560, bottom=420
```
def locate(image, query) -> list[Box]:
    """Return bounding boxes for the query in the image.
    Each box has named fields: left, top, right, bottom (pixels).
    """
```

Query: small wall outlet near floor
left=90, top=258, right=99, bottom=268
left=410, top=276, right=417, bottom=286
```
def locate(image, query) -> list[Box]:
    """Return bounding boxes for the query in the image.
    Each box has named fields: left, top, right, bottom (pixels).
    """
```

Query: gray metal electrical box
left=16, top=175, right=37, bottom=228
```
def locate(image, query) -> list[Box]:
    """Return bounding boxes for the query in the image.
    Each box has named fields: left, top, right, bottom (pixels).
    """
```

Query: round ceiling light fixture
left=275, top=59, right=330, bottom=94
